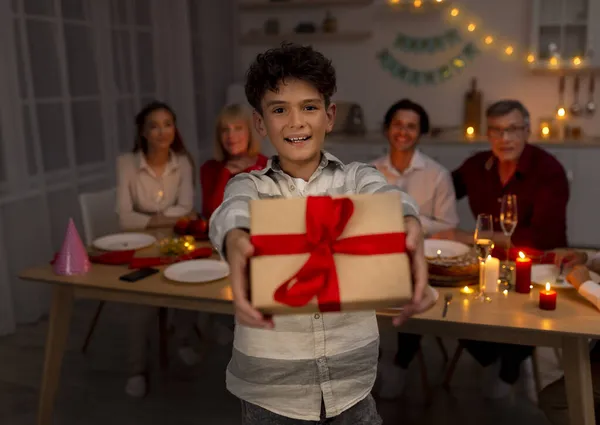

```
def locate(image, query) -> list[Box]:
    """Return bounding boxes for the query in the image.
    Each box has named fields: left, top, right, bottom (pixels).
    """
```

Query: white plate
left=424, top=239, right=470, bottom=259
left=93, top=233, right=156, bottom=251
left=531, top=264, right=600, bottom=289
left=163, top=259, right=230, bottom=283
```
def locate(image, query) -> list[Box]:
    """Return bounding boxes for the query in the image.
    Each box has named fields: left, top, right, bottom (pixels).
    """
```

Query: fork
left=442, top=293, right=453, bottom=318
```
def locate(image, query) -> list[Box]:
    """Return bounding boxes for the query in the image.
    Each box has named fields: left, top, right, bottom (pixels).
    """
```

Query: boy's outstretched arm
left=209, top=175, right=274, bottom=329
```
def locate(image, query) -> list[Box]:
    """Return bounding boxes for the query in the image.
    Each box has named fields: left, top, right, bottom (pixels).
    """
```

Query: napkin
left=128, top=247, right=213, bottom=269
left=89, top=250, right=136, bottom=265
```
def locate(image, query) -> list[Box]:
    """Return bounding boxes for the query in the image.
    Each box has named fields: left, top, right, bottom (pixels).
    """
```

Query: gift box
left=249, top=192, right=413, bottom=315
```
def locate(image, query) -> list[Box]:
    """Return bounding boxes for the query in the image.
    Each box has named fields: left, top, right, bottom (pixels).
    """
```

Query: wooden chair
left=78, top=189, right=171, bottom=369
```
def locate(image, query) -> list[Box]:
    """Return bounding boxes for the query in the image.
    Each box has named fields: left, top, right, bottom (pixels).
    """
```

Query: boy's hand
left=393, top=216, right=433, bottom=326
left=225, top=229, right=274, bottom=329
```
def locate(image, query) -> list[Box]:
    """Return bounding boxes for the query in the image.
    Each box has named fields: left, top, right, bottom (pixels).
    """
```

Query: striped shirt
left=209, top=151, right=419, bottom=421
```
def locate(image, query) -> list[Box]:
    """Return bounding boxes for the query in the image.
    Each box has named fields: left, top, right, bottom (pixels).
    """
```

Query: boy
left=209, top=43, right=433, bottom=424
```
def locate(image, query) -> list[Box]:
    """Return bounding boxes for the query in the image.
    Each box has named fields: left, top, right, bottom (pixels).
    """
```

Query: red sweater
left=200, top=154, right=268, bottom=219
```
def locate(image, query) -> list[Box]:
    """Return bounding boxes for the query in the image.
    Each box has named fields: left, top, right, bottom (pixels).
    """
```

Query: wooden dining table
left=19, top=240, right=600, bottom=425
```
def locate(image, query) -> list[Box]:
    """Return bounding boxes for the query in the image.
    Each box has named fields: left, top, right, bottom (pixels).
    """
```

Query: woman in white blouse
left=116, top=101, right=198, bottom=398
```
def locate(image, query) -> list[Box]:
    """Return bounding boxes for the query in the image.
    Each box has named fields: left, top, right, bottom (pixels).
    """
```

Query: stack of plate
left=425, top=239, right=479, bottom=287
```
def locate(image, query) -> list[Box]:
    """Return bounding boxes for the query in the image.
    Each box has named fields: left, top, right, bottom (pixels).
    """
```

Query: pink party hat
left=53, top=218, right=90, bottom=275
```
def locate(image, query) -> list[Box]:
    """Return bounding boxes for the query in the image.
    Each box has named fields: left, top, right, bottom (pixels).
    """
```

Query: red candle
left=539, top=283, right=557, bottom=310
left=515, top=251, right=532, bottom=294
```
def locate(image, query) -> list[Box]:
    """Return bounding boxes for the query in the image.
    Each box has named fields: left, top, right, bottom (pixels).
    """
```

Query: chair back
left=78, top=188, right=120, bottom=246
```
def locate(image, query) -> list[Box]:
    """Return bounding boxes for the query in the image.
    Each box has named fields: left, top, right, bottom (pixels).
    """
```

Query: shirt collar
left=136, top=150, right=180, bottom=174
left=485, top=144, right=533, bottom=178
left=382, top=149, right=426, bottom=176
left=256, top=150, right=345, bottom=177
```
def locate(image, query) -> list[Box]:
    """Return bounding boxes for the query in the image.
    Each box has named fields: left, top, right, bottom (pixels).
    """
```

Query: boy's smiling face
left=254, top=78, right=336, bottom=180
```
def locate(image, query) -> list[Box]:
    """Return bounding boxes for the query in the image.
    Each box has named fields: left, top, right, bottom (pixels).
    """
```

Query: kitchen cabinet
left=325, top=136, right=600, bottom=248
left=530, top=0, right=600, bottom=70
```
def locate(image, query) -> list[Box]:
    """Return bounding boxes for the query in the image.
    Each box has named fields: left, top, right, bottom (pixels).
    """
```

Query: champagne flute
left=474, top=214, right=494, bottom=301
left=500, top=194, right=518, bottom=263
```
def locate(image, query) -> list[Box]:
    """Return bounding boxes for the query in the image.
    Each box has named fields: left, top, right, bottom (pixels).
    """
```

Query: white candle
left=484, top=255, right=500, bottom=293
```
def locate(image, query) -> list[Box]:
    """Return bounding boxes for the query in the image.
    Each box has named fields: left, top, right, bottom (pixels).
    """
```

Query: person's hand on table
left=553, top=249, right=588, bottom=269
left=393, top=216, right=435, bottom=326
left=566, top=265, right=591, bottom=290
left=225, top=228, right=274, bottom=329
left=430, top=228, right=473, bottom=245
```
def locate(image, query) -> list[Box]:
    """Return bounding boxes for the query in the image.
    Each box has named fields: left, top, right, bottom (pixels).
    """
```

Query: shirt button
left=314, top=314, right=320, bottom=319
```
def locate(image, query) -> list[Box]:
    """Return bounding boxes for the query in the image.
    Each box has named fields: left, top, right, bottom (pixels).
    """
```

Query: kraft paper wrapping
left=249, top=192, right=413, bottom=315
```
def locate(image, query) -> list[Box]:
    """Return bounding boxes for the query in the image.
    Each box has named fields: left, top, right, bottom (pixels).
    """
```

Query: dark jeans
left=461, top=339, right=534, bottom=384
left=377, top=333, right=421, bottom=369
left=241, top=394, right=382, bottom=425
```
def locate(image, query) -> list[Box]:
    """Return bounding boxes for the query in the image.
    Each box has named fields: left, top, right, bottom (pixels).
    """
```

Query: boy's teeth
left=287, top=136, right=309, bottom=142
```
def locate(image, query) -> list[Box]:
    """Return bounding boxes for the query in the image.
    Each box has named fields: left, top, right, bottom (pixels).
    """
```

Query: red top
left=452, top=144, right=569, bottom=253
left=200, top=154, right=268, bottom=219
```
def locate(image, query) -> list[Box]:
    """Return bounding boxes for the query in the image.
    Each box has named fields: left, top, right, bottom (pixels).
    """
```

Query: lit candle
left=515, top=251, right=532, bottom=293
left=466, top=126, right=475, bottom=139
left=539, top=282, right=557, bottom=310
left=484, top=255, right=500, bottom=292
left=436, top=249, right=442, bottom=259
left=460, top=285, right=474, bottom=294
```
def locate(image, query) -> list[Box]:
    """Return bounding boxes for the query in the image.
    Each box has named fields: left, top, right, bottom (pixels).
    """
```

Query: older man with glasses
left=432, top=100, right=570, bottom=400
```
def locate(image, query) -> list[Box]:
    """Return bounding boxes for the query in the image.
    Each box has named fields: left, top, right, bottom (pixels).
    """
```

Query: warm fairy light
left=527, top=54, right=535, bottom=63
left=541, top=125, right=550, bottom=136
left=504, top=45, right=514, bottom=55
left=503, top=289, right=508, bottom=296
left=484, top=36, right=494, bottom=45
left=557, top=107, right=566, bottom=118
left=437, top=249, right=442, bottom=255
left=466, top=126, right=475, bottom=136
left=467, top=23, right=476, bottom=32
left=436, top=0, right=443, bottom=2
left=450, top=7, right=459, bottom=16
left=518, top=251, right=525, bottom=259
left=550, top=57, right=559, bottom=67
left=388, top=0, right=400, bottom=4
left=573, top=56, right=582, bottom=66
left=413, top=0, right=422, bottom=7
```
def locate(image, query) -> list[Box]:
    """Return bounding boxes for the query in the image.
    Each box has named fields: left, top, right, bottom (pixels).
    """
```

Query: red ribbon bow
left=250, top=196, right=407, bottom=312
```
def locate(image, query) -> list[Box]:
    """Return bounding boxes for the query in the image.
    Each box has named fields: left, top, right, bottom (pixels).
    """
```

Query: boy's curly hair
left=245, top=43, right=337, bottom=114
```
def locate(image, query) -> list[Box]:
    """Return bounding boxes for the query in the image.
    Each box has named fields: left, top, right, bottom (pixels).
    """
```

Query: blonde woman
left=116, top=101, right=199, bottom=398
left=200, top=104, right=267, bottom=219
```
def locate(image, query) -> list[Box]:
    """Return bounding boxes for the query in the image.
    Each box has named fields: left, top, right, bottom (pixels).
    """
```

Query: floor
left=0, top=299, right=562, bottom=425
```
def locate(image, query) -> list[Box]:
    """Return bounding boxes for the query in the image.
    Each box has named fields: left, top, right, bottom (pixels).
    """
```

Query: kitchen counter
left=325, top=132, right=600, bottom=148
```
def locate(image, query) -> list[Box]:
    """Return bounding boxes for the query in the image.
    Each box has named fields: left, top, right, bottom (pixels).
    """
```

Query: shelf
left=239, top=0, right=373, bottom=11
left=239, top=31, right=372, bottom=45
left=529, top=62, right=600, bottom=75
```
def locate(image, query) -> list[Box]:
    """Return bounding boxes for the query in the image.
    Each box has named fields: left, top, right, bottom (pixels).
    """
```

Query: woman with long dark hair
left=116, top=101, right=199, bottom=398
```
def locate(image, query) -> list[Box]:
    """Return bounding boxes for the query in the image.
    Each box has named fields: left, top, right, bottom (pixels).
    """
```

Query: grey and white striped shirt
left=209, top=151, right=419, bottom=421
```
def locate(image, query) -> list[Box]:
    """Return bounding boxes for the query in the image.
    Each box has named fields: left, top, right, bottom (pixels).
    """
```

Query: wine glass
left=474, top=214, right=494, bottom=301
left=500, top=194, right=518, bottom=262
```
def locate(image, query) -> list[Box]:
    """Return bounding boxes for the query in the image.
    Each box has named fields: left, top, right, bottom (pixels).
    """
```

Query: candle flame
left=487, top=254, right=492, bottom=260
left=437, top=249, right=441, bottom=255
left=518, top=251, right=525, bottom=259
left=503, top=289, right=508, bottom=295
left=545, top=282, right=550, bottom=291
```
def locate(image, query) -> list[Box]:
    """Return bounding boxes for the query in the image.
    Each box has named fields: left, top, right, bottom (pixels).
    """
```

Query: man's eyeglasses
left=487, top=125, right=527, bottom=139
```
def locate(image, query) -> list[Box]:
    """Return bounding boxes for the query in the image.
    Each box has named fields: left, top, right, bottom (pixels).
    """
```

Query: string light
left=391, top=2, right=585, bottom=69
left=557, top=107, right=566, bottom=118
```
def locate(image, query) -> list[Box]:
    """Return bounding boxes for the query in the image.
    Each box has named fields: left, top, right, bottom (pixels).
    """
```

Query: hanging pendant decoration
left=393, top=29, right=462, bottom=54
left=377, top=42, right=480, bottom=85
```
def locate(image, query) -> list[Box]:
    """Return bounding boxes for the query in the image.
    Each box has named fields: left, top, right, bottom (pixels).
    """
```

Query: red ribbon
left=250, top=196, right=407, bottom=312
